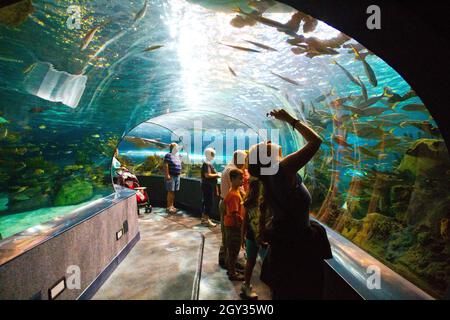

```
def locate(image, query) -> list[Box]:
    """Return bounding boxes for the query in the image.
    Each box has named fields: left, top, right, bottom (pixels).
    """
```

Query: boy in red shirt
left=224, top=169, right=245, bottom=281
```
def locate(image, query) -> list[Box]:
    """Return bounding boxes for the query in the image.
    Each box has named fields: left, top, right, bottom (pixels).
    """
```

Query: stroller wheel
left=145, top=205, right=152, bottom=213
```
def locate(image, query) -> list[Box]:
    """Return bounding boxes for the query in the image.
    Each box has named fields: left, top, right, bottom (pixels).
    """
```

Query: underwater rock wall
left=310, top=138, right=450, bottom=297
left=0, top=0, right=449, bottom=299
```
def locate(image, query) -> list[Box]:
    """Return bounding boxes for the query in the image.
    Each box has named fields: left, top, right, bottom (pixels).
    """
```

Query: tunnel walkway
left=92, top=207, right=271, bottom=300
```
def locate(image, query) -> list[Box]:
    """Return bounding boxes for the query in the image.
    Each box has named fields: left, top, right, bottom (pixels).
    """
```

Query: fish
left=0, top=117, right=9, bottom=124
left=38, top=124, right=46, bottom=129
left=373, top=137, right=402, bottom=150
left=261, top=83, right=279, bottom=91
left=302, top=15, right=318, bottom=33
left=284, top=11, right=304, bottom=33
left=300, top=100, right=306, bottom=114
left=400, top=121, right=440, bottom=136
left=34, top=169, right=45, bottom=175
left=315, top=88, right=335, bottom=103
left=228, top=65, right=237, bottom=77
left=16, top=162, right=27, bottom=171
left=357, top=146, right=378, bottom=158
left=219, top=42, right=261, bottom=53
left=91, top=134, right=100, bottom=138
left=333, top=135, right=352, bottom=149
left=358, top=107, right=390, bottom=117
left=124, top=136, right=169, bottom=149
left=401, top=103, right=427, bottom=113
left=344, top=43, right=367, bottom=51
left=354, top=126, right=394, bottom=139
left=352, top=45, right=378, bottom=87
left=381, top=113, right=405, bottom=121
left=0, top=56, right=23, bottom=63
left=0, top=127, right=8, bottom=139
left=14, top=194, right=31, bottom=201
left=344, top=168, right=367, bottom=178
left=134, top=0, right=148, bottom=22
left=331, top=60, right=360, bottom=87
left=357, top=76, right=368, bottom=102
left=244, top=39, right=278, bottom=52
left=343, top=154, right=360, bottom=165
left=23, top=63, right=37, bottom=74
left=233, top=8, right=298, bottom=36
left=291, top=46, right=308, bottom=55
left=143, top=44, right=164, bottom=52
left=332, top=114, right=354, bottom=128
left=29, top=107, right=47, bottom=113
left=402, top=89, right=417, bottom=101
left=330, top=95, right=354, bottom=109
left=270, top=71, right=301, bottom=86
left=80, top=21, right=109, bottom=51
left=15, top=186, right=29, bottom=193
left=355, top=88, right=390, bottom=109
left=306, top=45, right=339, bottom=57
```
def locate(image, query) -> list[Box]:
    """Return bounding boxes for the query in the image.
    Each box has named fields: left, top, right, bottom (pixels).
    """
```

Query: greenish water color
left=0, top=0, right=449, bottom=298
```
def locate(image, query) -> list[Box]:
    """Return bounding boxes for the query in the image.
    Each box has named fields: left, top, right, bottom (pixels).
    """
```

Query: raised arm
left=269, top=109, right=322, bottom=177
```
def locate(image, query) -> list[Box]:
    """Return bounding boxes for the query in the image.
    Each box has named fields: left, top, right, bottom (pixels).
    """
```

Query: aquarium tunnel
left=0, top=0, right=449, bottom=300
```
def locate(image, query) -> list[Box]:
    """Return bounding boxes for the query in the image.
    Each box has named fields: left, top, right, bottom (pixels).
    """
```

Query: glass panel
left=0, top=0, right=448, bottom=297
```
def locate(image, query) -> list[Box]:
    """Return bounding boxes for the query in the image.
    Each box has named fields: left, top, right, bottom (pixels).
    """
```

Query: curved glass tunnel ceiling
left=0, top=0, right=449, bottom=298
left=119, top=110, right=291, bottom=166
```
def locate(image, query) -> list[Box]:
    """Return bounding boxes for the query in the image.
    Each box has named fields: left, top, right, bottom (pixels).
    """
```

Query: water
left=0, top=0, right=449, bottom=298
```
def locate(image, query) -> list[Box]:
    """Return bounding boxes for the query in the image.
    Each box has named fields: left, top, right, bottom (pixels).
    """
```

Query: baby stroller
left=117, top=168, right=152, bottom=214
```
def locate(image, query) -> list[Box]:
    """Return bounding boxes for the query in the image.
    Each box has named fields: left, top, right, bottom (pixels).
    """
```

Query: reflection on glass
left=0, top=0, right=448, bottom=298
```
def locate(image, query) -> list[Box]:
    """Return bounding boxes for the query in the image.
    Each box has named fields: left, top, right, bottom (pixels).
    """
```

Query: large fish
left=357, top=76, right=368, bottom=102
left=333, top=135, right=353, bottom=149
left=124, top=136, right=169, bottom=149
left=270, top=71, right=301, bottom=86
left=381, top=113, right=405, bottom=121
left=80, top=21, right=109, bottom=51
left=400, top=120, right=440, bottom=136
left=401, top=103, right=427, bottom=114
left=219, top=42, right=261, bottom=53
left=285, top=11, right=304, bottom=33
left=315, top=88, right=335, bottom=103
left=134, top=0, right=148, bottom=22
left=355, top=88, right=390, bottom=109
left=330, top=94, right=354, bottom=108
left=331, top=59, right=360, bottom=87
left=357, top=146, right=378, bottom=158
left=352, top=45, right=378, bottom=87
left=358, top=107, right=390, bottom=117
left=232, top=8, right=300, bottom=38
left=302, top=15, right=318, bottom=33
left=0, top=56, right=24, bottom=63
left=373, top=137, right=402, bottom=150
left=244, top=39, right=278, bottom=52
left=354, top=125, right=393, bottom=139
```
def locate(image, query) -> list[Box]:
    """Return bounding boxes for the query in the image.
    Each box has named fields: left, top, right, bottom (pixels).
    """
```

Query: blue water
left=0, top=0, right=448, bottom=297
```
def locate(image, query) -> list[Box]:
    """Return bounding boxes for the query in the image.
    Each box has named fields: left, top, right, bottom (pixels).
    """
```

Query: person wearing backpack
left=248, top=108, right=332, bottom=300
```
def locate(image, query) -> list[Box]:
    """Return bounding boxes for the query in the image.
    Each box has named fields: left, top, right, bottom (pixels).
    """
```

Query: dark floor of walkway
left=92, top=207, right=270, bottom=300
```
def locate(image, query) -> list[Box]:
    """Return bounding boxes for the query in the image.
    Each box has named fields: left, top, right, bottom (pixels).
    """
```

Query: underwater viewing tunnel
left=0, top=0, right=449, bottom=300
